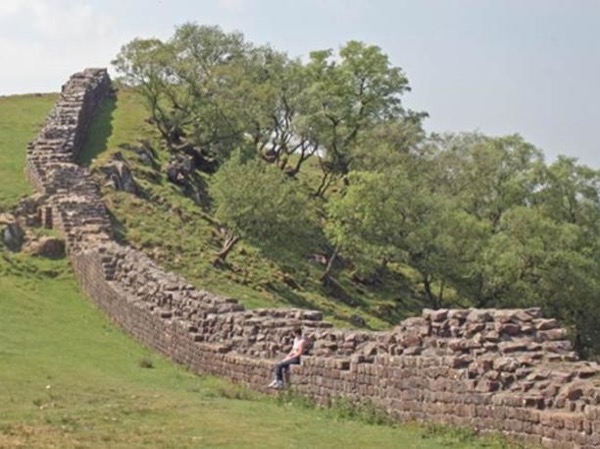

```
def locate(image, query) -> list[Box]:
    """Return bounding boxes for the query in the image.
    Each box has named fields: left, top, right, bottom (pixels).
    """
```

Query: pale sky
left=1, top=0, right=599, bottom=168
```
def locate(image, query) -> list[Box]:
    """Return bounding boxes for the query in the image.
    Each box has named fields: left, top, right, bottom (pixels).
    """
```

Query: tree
left=528, top=157, right=600, bottom=356
left=112, top=38, right=183, bottom=149
left=421, top=133, right=547, bottom=306
left=224, top=47, right=319, bottom=175
left=415, top=134, right=600, bottom=356
left=350, top=113, right=427, bottom=173
left=113, top=27, right=423, bottom=191
left=324, top=160, right=483, bottom=308
left=306, top=41, right=414, bottom=196
left=209, top=150, right=319, bottom=264
left=534, top=156, right=600, bottom=232
left=113, top=24, right=251, bottom=166
left=168, top=23, right=250, bottom=163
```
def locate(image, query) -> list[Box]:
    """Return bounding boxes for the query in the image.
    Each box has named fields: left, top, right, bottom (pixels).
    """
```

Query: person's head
left=293, top=327, right=302, bottom=337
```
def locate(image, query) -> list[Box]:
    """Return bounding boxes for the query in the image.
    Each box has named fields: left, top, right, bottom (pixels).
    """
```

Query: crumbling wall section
left=24, top=68, right=600, bottom=449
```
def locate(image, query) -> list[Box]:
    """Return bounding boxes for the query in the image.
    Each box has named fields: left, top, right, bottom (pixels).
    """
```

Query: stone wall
left=23, top=68, right=600, bottom=448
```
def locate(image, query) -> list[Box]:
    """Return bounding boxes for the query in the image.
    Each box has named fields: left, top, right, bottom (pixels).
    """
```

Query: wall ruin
left=23, top=68, right=600, bottom=449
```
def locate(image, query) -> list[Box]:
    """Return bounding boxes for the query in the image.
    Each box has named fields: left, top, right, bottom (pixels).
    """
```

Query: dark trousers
left=274, top=356, right=300, bottom=382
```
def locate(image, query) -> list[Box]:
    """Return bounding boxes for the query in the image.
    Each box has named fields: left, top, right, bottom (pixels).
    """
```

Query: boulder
left=2, top=221, right=25, bottom=252
left=0, top=212, right=15, bottom=226
left=24, top=236, right=65, bottom=258
left=135, top=140, right=158, bottom=167
left=166, top=153, right=194, bottom=186
left=99, top=152, right=138, bottom=194
left=7, top=195, right=44, bottom=226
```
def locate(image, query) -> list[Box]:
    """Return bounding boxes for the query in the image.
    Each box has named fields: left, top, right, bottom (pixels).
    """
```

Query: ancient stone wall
left=23, top=68, right=600, bottom=448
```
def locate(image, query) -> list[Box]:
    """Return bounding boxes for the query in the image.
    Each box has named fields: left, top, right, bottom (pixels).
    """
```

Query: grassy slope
left=0, top=94, right=58, bottom=209
left=82, top=89, right=428, bottom=330
left=0, top=93, right=525, bottom=448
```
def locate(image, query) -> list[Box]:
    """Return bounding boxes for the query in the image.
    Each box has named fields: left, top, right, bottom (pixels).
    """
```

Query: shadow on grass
left=322, top=276, right=367, bottom=309
left=78, top=96, right=116, bottom=166
left=106, top=208, right=128, bottom=246
left=185, top=171, right=212, bottom=211
left=265, top=282, right=318, bottom=310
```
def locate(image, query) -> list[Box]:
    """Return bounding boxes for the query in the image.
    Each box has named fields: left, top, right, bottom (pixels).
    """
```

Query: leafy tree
left=113, top=25, right=600, bottom=358
left=420, top=134, right=600, bottom=356
left=225, top=48, right=319, bottom=175
left=113, top=26, right=422, bottom=192
left=534, top=156, right=600, bottom=232
left=113, top=24, right=251, bottom=166
left=351, top=114, right=427, bottom=173
left=431, top=133, right=544, bottom=223
left=112, top=38, right=182, bottom=148
left=480, top=204, right=600, bottom=355
left=529, top=157, right=600, bottom=356
left=209, top=150, right=319, bottom=264
left=306, top=41, right=414, bottom=196
left=423, top=133, right=546, bottom=306
left=168, top=23, right=250, bottom=163
left=324, top=163, right=482, bottom=308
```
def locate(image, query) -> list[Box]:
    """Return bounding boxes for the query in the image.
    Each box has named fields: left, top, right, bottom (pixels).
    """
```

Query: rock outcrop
left=98, top=151, right=139, bottom=194
left=1, top=214, right=24, bottom=251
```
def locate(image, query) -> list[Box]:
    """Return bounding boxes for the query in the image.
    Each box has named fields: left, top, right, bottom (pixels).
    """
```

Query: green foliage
left=58, top=23, right=600, bottom=357
left=325, top=129, right=600, bottom=356
left=326, top=170, right=408, bottom=273
left=112, top=24, right=600, bottom=351
left=210, top=150, right=320, bottom=260
left=325, top=162, right=480, bottom=308
left=112, top=24, right=425, bottom=197
left=421, top=134, right=600, bottom=355
left=84, top=90, right=407, bottom=329
left=113, top=24, right=255, bottom=164
left=306, top=41, right=414, bottom=194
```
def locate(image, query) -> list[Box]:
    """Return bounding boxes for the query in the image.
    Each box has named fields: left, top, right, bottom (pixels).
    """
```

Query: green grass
left=78, top=86, right=149, bottom=167
left=0, top=92, right=527, bottom=448
left=0, top=93, right=58, bottom=209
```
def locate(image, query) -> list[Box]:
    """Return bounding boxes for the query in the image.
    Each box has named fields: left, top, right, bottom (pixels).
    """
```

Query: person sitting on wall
left=268, top=327, right=308, bottom=389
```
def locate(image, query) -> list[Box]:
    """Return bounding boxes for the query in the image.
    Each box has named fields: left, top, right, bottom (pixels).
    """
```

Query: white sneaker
left=274, top=380, right=284, bottom=389
left=268, top=380, right=278, bottom=388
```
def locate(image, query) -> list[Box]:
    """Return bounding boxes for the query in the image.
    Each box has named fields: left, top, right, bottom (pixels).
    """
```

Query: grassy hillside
left=80, top=88, right=435, bottom=330
left=0, top=93, right=525, bottom=448
left=0, top=93, right=57, bottom=208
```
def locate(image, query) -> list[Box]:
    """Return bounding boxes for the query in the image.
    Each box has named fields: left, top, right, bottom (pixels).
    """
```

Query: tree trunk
left=438, top=280, right=445, bottom=305
left=315, top=171, right=333, bottom=198
left=213, top=233, right=240, bottom=266
left=422, top=275, right=439, bottom=309
left=320, top=248, right=338, bottom=285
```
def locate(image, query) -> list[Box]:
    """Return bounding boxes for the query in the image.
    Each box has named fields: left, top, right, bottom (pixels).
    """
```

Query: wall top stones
left=25, top=68, right=113, bottom=251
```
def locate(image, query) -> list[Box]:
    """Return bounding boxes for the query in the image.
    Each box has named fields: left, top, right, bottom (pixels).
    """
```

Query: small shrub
left=138, top=358, right=154, bottom=369
left=275, top=389, right=316, bottom=410
left=215, top=384, right=254, bottom=401
left=328, top=397, right=395, bottom=426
